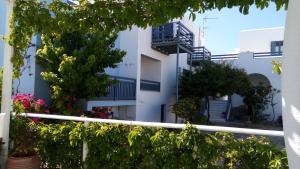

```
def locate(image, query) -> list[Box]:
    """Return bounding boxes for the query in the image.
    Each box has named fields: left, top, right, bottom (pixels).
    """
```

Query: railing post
left=1, top=0, right=15, bottom=168
left=82, top=120, right=89, bottom=168
left=113, top=77, right=117, bottom=100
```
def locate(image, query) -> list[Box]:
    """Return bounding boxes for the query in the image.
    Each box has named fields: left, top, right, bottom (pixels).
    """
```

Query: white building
left=0, top=0, right=203, bottom=123
left=210, top=27, right=284, bottom=122
left=0, top=0, right=284, bottom=123
left=87, top=18, right=202, bottom=123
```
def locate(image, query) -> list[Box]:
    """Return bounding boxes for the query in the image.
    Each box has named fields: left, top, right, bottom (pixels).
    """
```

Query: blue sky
left=195, top=3, right=286, bottom=55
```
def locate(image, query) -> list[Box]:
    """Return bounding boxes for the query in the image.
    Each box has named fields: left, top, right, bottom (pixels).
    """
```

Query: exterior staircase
left=209, top=100, right=228, bottom=123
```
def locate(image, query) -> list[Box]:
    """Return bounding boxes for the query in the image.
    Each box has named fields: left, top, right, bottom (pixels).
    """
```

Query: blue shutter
left=271, top=41, right=276, bottom=53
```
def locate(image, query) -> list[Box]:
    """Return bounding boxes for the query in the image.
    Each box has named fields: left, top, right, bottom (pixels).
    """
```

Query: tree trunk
left=282, top=1, right=300, bottom=168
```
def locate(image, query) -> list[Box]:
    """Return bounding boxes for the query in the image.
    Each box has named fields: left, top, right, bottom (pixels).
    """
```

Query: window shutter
left=271, top=41, right=276, bottom=53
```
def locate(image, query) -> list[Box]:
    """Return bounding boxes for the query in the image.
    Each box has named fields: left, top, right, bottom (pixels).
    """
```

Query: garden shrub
left=29, top=122, right=287, bottom=169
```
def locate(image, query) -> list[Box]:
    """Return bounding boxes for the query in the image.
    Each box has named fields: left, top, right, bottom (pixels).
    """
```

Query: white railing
left=0, top=112, right=284, bottom=166
left=0, top=113, right=5, bottom=138
left=20, top=113, right=284, bottom=137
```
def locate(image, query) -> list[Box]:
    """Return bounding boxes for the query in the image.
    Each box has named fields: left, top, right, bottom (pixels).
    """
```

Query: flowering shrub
left=13, top=94, right=49, bottom=123
left=13, top=94, right=49, bottom=114
left=9, top=94, right=49, bottom=156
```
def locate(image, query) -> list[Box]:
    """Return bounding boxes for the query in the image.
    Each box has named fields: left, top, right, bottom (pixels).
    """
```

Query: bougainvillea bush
left=13, top=94, right=49, bottom=114
left=10, top=94, right=49, bottom=157
left=12, top=93, right=49, bottom=124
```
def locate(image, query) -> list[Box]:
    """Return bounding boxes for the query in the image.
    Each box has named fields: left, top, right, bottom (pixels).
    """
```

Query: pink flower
left=35, top=99, right=45, bottom=107
left=22, top=99, right=31, bottom=109
left=31, top=118, right=41, bottom=123
left=13, top=94, right=49, bottom=114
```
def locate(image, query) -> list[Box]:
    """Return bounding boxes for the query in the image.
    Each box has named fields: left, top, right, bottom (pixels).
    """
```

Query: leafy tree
left=36, top=31, right=124, bottom=114
left=243, top=85, right=279, bottom=123
left=171, top=97, right=207, bottom=123
left=180, top=61, right=251, bottom=122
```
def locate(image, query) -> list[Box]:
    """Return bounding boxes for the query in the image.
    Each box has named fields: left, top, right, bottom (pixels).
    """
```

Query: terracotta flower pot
left=6, top=155, right=40, bottom=169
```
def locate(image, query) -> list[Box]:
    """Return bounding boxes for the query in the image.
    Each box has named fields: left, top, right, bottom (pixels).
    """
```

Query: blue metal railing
left=102, top=76, right=136, bottom=100
left=152, top=22, right=194, bottom=49
left=211, top=54, right=239, bottom=60
left=193, top=47, right=211, bottom=59
left=140, top=79, right=161, bottom=92
left=210, top=52, right=282, bottom=61
left=187, top=47, right=212, bottom=64
left=253, top=52, right=283, bottom=58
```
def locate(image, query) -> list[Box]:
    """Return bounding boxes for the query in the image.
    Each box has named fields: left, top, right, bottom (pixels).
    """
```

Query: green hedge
left=31, top=122, right=287, bottom=169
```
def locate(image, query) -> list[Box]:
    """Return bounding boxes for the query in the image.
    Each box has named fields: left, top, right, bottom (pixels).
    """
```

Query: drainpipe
left=0, top=0, right=15, bottom=167
left=282, top=0, right=300, bottom=168
left=175, top=45, right=179, bottom=123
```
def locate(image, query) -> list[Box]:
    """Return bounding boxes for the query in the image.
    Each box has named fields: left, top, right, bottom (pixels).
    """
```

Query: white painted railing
left=20, top=113, right=284, bottom=137
left=0, top=113, right=5, bottom=138
left=0, top=112, right=284, bottom=166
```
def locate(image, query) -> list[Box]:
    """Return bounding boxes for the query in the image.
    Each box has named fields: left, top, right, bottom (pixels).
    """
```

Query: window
left=271, top=41, right=283, bottom=54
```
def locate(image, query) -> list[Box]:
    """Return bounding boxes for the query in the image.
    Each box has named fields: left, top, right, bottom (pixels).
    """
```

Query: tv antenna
left=202, top=16, right=218, bottom=40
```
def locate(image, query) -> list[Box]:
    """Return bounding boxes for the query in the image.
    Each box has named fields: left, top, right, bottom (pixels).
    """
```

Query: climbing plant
left=27, top=121, right=288, bottom=169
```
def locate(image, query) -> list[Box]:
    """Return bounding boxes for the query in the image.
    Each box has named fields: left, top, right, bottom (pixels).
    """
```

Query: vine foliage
left=25, top=121, right=288, bottom=169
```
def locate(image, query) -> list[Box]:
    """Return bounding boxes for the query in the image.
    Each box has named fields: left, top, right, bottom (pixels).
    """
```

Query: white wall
left=105, top=27, right=140, bottom=79
left=140, top=55, right=161, bottom=82
left=240, top=27, right=284, bottom=53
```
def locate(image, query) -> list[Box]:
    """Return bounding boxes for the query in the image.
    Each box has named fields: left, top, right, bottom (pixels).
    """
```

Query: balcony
left=101, top=76, right=137, bottom=100
left=187, top=47, right=212, bottom=66
left=99, top=75, right=161, bottom=101
left=152, top=22, right=194, bottom=54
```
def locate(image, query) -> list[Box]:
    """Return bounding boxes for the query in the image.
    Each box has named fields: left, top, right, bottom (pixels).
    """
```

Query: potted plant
left=6, top=94, right=48, bottom=169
